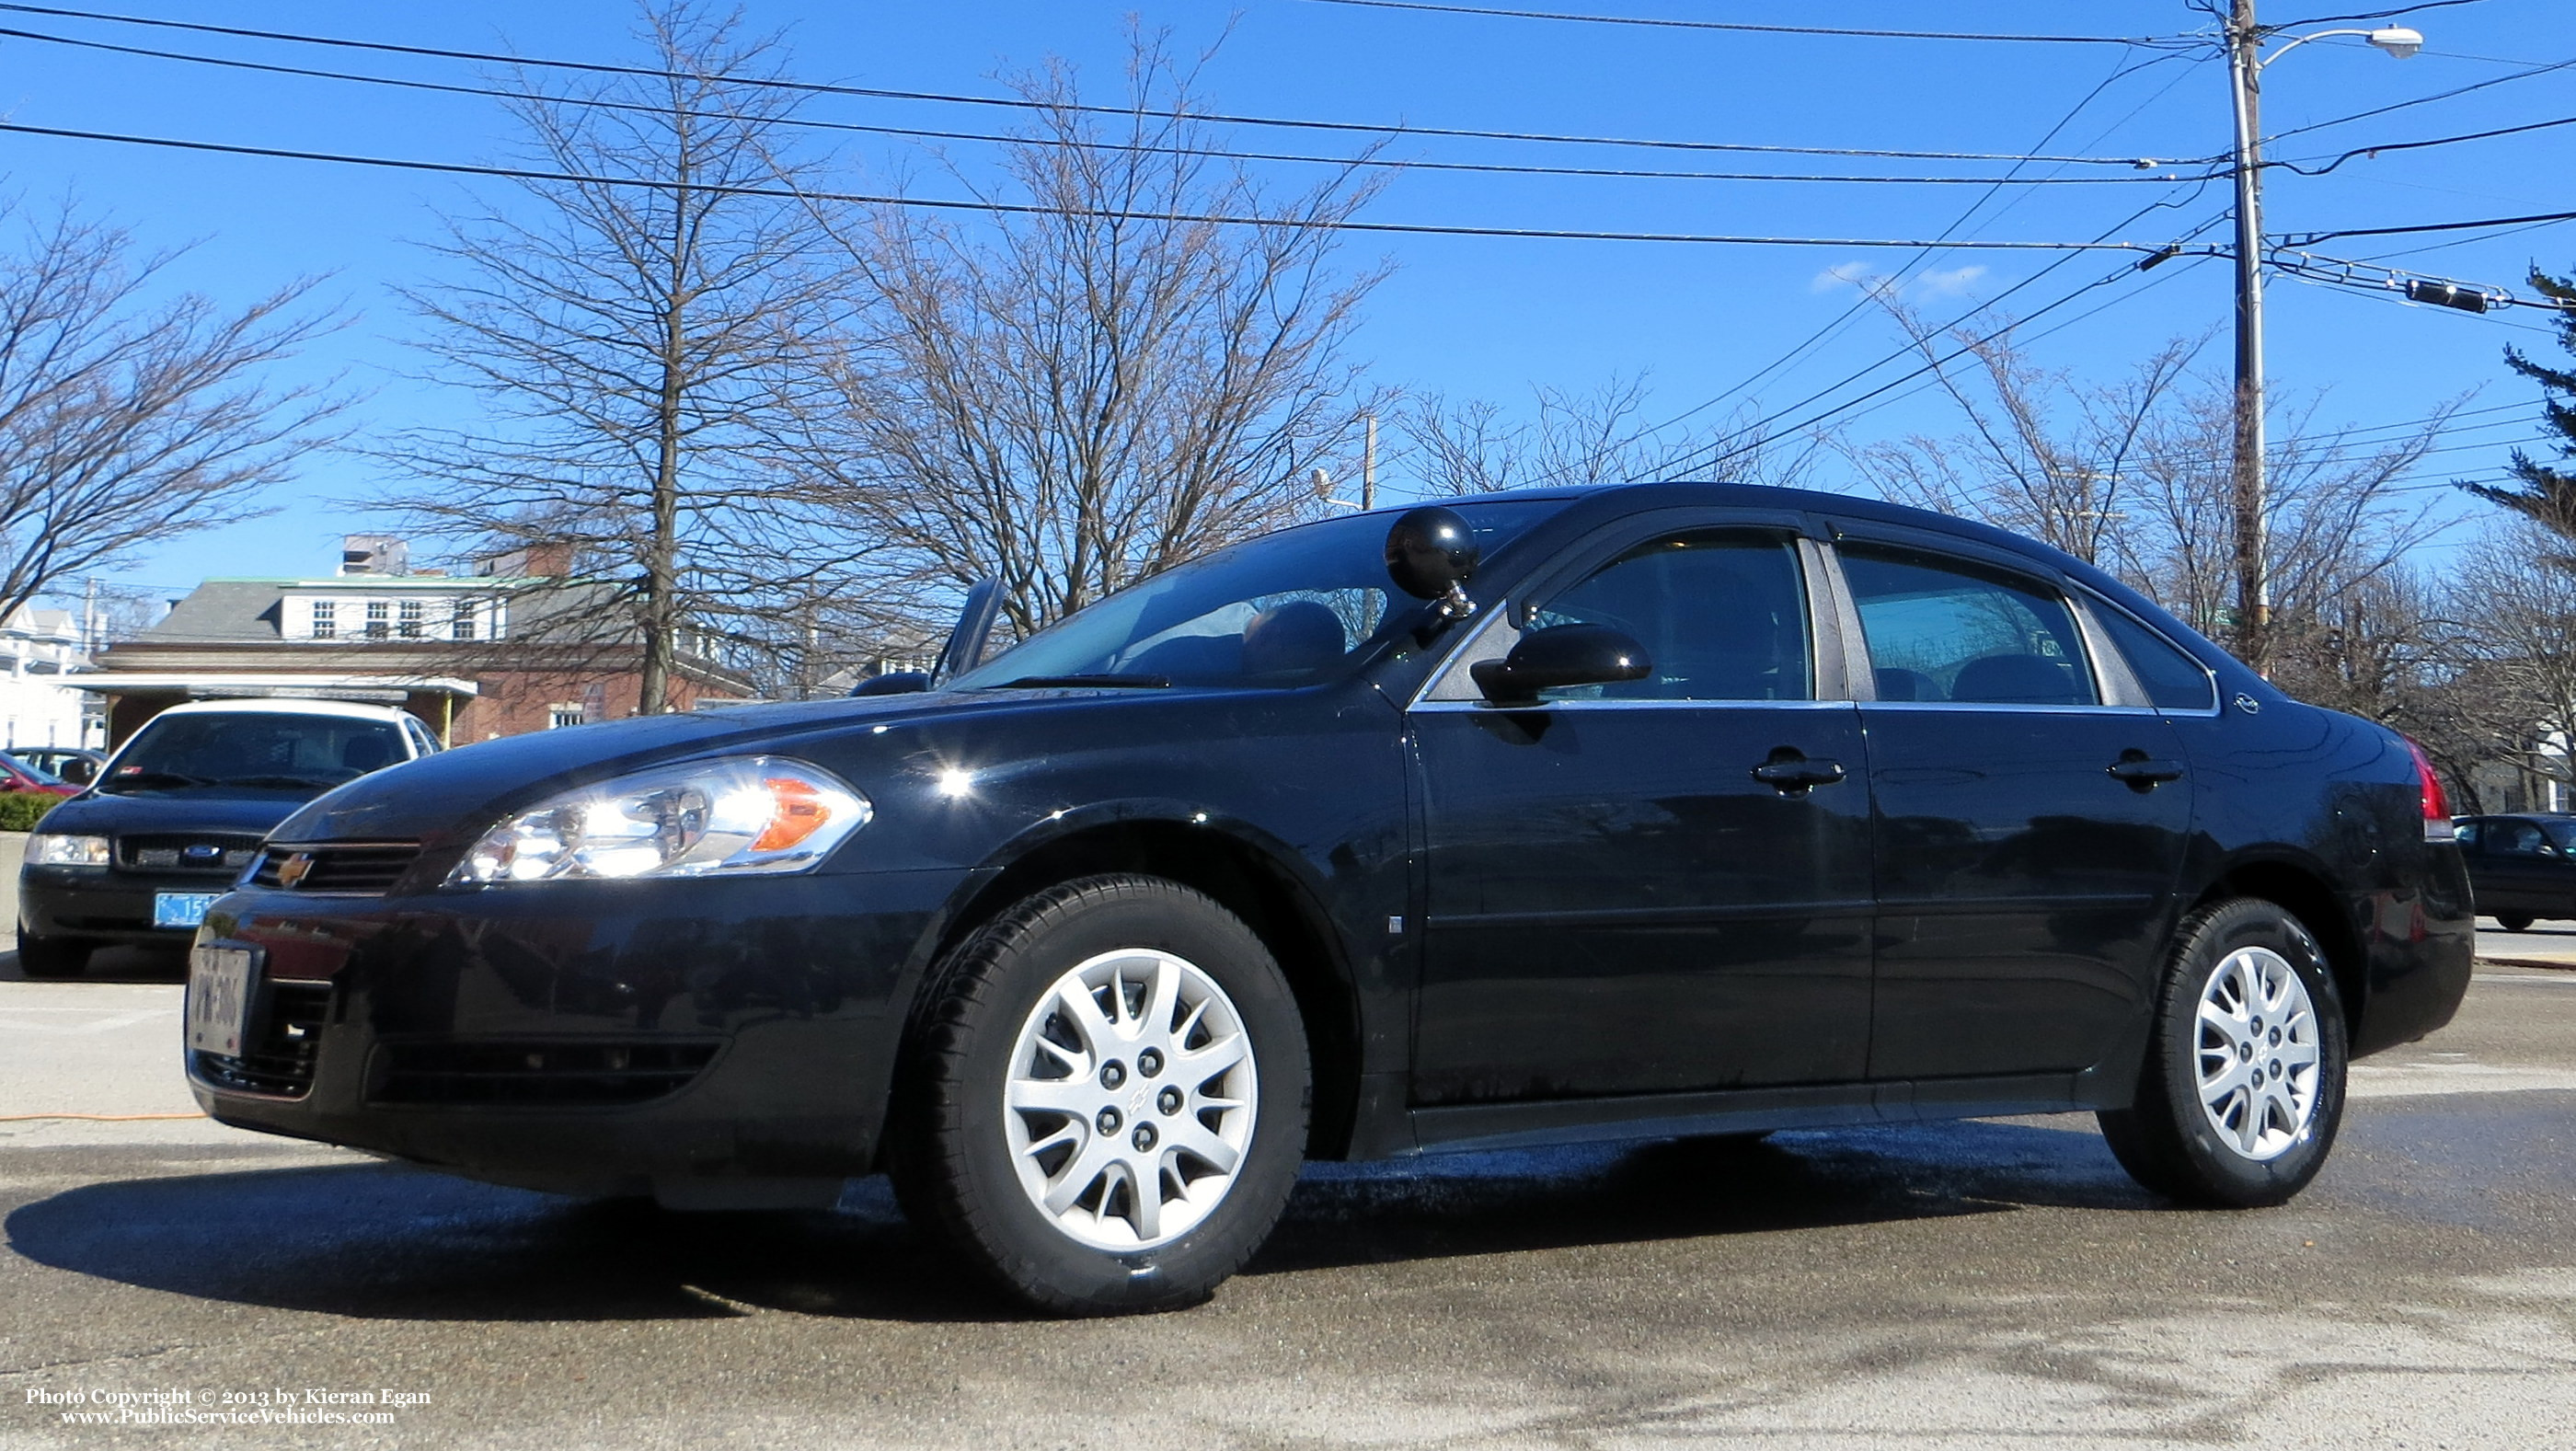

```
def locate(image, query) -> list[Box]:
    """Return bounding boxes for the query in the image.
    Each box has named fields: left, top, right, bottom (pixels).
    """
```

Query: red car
left=0, top=752, right=80, bottom=798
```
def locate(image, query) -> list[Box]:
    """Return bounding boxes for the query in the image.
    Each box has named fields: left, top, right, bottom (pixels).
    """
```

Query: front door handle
left=2107, top=754, right=2186, bottom=790
left=1752, top=751, right=1847, bottom=795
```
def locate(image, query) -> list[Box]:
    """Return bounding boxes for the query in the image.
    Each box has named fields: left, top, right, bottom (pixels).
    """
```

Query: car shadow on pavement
left=0, top=945, right=188, bottom=984
left=6, top=1118, right=2153, bottom=1325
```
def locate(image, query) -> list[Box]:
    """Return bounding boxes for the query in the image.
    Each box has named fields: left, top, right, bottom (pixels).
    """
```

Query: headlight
left=27, top=833, right=109, bottom=868
left=444, top=756, right=869, bottom=887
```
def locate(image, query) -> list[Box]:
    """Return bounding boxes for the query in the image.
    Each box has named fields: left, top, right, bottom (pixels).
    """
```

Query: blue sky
left=0, top=0, right=2565, bottom=605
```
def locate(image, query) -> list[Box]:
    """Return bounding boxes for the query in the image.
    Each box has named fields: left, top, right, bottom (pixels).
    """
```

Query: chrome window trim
left=1854, top=700, right=2164, bottom=718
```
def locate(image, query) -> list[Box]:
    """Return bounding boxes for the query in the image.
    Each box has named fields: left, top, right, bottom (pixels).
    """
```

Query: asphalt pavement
left=2, top=928, right=2573, bottom=1448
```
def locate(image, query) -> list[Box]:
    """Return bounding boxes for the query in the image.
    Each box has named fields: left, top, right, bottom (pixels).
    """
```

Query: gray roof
left=131, top=578, right=639, bottom=648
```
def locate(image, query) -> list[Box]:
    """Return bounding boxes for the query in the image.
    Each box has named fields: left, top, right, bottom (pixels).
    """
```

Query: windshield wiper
left=217, top=774, right=342, bottom=789
left=102, top=768, right=210, bottom=790
left=989, top=674, right=1172, bottom=690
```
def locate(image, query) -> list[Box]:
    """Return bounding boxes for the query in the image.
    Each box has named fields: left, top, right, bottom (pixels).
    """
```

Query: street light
left=2225, top=6, right=2420, bottom=673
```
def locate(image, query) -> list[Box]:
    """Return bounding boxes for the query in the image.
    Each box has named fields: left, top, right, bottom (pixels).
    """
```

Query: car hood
left=267, top=690, right=1098, bottom=847
left=32, top=789, right=312, bottom=840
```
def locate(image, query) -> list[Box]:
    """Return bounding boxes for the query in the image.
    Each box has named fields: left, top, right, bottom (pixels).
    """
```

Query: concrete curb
left=2478, top=956, right=2576, bottom=973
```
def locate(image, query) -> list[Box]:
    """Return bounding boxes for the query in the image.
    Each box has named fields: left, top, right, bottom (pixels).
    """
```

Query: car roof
left=145, top=698, right=419, bottom=724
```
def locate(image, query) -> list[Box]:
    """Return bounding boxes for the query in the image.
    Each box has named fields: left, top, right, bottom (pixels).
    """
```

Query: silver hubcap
left=2194, top=946, right=2322, bottom=1161
left=1003, top=948, right=1258, bottom=1250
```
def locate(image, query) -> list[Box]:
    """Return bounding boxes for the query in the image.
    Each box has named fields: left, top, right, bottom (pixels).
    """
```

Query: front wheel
left=889, top=875, right=1311, bottom=1316
left=2099, top=897, right=2348, bottom=1208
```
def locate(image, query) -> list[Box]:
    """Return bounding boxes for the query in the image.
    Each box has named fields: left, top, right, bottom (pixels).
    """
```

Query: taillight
left=2404, top=736, right=2454, bottom=842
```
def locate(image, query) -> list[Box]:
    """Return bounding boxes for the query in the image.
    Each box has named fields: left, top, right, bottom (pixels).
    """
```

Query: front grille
left=119, top=834, right=263, bottom=873
left=249, top=843, right=423, bottom=894
left=193, top=980, right=333, bottom=1097
left=369, top=1041, right=721, bottom=1107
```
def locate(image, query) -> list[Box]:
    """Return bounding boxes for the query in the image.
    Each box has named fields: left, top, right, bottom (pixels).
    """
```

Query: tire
left=888, top=874, right=1311, bottom=1316
left=2496, top=913, right=2536, bottom=933
left=15, top=932, right=92, bottom=978
left=2099, top=897, right=2348, bottom=1208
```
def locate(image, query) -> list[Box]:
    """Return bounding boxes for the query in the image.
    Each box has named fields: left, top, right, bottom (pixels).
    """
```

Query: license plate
left=153, top=892, right=223, bottom=929
left=187, top=946, right=257, bottom=1057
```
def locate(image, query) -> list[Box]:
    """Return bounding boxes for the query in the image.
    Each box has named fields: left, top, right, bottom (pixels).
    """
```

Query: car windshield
left=100, top=712, right=406, bottom=796
left=948, top=501, right=1569, bottom=691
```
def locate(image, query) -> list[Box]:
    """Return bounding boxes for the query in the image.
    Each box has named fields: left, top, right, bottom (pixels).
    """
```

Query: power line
left=2268, top=1, right=2496, bottom=26
left=0, top=119, right=2225, bottom=253
left=1516, top=55, right=2214, bottom=482
left=1283, top=0, right=2200, bottom=46
left=2285, top=208, right=2576, bottom=246
left=0, top=2, right=2192, bottom=167
left=2261, top=54, right=2576, bottom=145
left=1665, top=254, right=2208, bottom=478
left=2275, top=112, right=2576, bottom=176
left=0, top=23, right=2213, bottom=189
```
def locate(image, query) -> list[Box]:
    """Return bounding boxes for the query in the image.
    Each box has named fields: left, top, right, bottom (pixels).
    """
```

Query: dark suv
left=185, top=484, right=2472, bottom=1314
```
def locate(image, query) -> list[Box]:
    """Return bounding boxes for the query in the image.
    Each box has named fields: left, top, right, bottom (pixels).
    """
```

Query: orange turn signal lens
left=753, top=777, right=834, bottom=853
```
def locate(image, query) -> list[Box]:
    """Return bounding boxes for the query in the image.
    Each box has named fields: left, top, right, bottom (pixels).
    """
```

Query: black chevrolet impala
left=188, top=484, right=2473, bottom=1314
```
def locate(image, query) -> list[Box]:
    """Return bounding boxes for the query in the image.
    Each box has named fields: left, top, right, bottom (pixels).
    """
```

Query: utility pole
left=1363, top=411, right=1378, bottom=510
left=2226, top=0, right=2271, bottom=674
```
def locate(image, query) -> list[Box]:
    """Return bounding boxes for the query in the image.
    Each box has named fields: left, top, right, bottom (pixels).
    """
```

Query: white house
left=0, top=605, right=99, bottom=751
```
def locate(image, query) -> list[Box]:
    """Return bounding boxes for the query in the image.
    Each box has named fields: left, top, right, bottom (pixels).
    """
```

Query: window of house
left=547, top=703, right=586, bottom=730
left=364, top=600, right=391, bottom=639
left=451, top=599, right=477, bottom=641
left=309, top=601, right=337, bottom=639
left=398, top=599, right=424, bottom=639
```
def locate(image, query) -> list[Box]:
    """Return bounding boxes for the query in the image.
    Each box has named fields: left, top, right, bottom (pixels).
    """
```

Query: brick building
left=86, top=538, right=753, bottom=746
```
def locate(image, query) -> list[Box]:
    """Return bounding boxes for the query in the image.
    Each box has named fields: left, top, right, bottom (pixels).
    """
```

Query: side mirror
left=1470, top=624, right=1652, bottom=705
left=1385, top=507, right=1479, bottom=620
left=851, top=672, right=931, bottom=697
left=57, top=758, right=95, bottom=786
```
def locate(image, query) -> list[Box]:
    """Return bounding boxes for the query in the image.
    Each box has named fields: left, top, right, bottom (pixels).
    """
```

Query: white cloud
left=1914, top=264, right=1990, bottom=298
left=1811, top=261, right=1875, bottom=293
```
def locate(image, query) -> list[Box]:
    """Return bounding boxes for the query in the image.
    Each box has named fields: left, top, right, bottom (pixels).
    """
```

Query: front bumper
left=20, top=865, right=247, bottom=945
left=187, top=868, right=965, bottom=1199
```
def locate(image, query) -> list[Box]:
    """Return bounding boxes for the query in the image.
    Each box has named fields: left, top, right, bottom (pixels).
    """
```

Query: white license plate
left=154, top=892, right=223, bottom=929
left=187, top=946, right=257, bottom=1057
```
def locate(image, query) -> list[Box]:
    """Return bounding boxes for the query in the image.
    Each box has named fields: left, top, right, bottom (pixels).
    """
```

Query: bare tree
left=385, top=0, right=866, bottom=713
left=770, top=40, right=1389, bottom=640
left=1397, top=376, right=1828, bottom=495
left=1843, top=296, right=2451, bottom=664
left=2444, top=519, right=2576, bottom=805
left=0, top=199, right=339, bottom=620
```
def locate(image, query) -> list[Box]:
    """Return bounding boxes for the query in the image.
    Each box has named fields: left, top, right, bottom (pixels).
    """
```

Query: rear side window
left=2455, top=820, right=2483, bottom=851
left=1524, top=530, right=1813, bottom=702
left=2493, top=820, right=2559, bottom=858
left=2096, top=605, right=2219, bottom=712
left=1840, top=546, right=2097, bottom=707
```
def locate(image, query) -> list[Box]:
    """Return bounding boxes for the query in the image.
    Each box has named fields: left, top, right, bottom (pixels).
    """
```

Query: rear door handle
left=1752, top=754, right=1847, bottom=794
left=2107, top=755, right=2186, bottom=789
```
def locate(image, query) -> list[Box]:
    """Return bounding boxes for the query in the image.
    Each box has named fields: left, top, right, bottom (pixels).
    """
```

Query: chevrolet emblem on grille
left=274, top=852, right=316, bottom=889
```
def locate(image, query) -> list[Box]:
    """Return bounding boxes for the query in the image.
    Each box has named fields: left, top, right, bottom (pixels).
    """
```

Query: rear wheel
left=2099, top=897, right=2347, bottom=1208
left=2496, top=912, right=2536, bottom=932
left=15, top=931, right=91, bottom=978
left=889, top=874, right=1310, bottom=1316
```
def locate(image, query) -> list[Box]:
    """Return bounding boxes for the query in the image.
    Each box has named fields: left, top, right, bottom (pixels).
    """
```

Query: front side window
left=1524, top=530, right=1813, bottom=702
left=1842, top=546, right=2099, bottom=707
left=2454, top=819, right=2484, bottom=851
